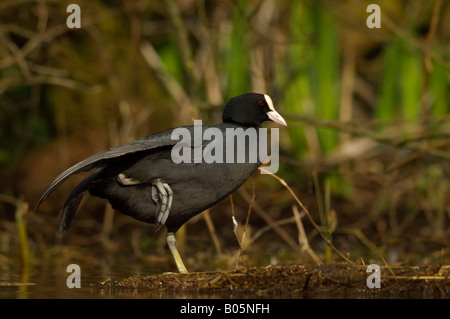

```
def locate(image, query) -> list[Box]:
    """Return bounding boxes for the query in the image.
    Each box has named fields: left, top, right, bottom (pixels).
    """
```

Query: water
left=0, top=264, right=165, bottom=299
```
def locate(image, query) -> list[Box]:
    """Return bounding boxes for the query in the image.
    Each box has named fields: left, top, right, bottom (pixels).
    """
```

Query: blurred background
left=1, top=0, right=449, bottom=281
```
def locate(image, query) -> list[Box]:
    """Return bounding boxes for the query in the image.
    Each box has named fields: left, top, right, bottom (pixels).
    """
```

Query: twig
left=420, top=0, right=443, bottom=136
left=203, top=209, right=223, bottom=257
left=286, top=113, right=450, bottom=162
left=240, top=178, right=255, bottom=251
left=140, top=41, right=194, bottom=124
left=292, top=205, right=322, bottom=264
left=229, top=194, right=243, bottom=269
left=337, top=227, right=383, bottom=258
left=423, top=0, right=443, bottom=73
left=259, top=167, right=355, bottom=264
left=238, top=188, right=299, bottom=251
left=230, top=179, right=256, bottom=268
left=247, top=216, right=296, bottom=247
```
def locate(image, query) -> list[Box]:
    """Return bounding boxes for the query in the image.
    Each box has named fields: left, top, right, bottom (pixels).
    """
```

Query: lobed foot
left=151, top=178, right=173, bottom=226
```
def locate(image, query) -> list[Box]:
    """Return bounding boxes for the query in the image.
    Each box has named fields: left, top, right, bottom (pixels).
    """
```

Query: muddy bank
left=98, top=263, right=450, bottom=298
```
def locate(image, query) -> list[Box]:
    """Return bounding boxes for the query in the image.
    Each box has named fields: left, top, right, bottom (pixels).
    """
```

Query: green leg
left=167, top=232, right=188, bottom=274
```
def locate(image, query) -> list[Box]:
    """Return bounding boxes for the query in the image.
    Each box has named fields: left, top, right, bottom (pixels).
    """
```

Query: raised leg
left=167, top=232, right=188, bottom=274
left=117, top=175, right=173, bottom=227
left=151, top=179, right=173, bottom=227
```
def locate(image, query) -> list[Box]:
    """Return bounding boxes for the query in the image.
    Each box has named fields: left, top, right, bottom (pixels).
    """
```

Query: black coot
left=36, top=93, right=286, bottom=273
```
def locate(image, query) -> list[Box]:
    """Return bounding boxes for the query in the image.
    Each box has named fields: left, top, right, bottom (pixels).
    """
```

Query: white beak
left=264, top=94, right=287, bottom=126
left=267, top=110, right=287, bottom=126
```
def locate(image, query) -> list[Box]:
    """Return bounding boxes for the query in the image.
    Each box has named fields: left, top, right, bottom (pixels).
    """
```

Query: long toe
left=151, top=179, right=173, bottom=227
left=160, top=183, right=173, bottom=225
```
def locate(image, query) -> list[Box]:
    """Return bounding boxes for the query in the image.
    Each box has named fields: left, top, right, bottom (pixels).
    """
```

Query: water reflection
left=1, top=264, right=282, bottom=299
left=0, top=264, right=165, bottom=299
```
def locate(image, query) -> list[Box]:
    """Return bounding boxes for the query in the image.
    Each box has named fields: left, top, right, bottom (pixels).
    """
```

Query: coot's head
left=222, top=93, right=287, bottom=127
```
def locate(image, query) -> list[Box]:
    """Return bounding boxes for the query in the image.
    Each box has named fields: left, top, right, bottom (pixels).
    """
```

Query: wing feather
left=35, top=129, right=175, bottom=209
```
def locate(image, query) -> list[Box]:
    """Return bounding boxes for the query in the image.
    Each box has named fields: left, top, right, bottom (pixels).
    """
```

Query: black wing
left=35, top=128, right=177, bottom=209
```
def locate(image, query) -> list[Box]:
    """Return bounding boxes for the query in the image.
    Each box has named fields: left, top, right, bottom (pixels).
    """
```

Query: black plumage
left=36, top=93, right=286, bottom=273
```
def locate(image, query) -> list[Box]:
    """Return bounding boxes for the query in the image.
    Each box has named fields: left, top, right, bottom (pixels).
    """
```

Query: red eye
left=258, top=100, right=264, bottom=106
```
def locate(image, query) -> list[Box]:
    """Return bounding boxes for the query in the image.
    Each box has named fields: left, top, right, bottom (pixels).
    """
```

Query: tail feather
left=59, top=190, right=85, bottom=234
left=58, top=170, right=103, bottom=233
